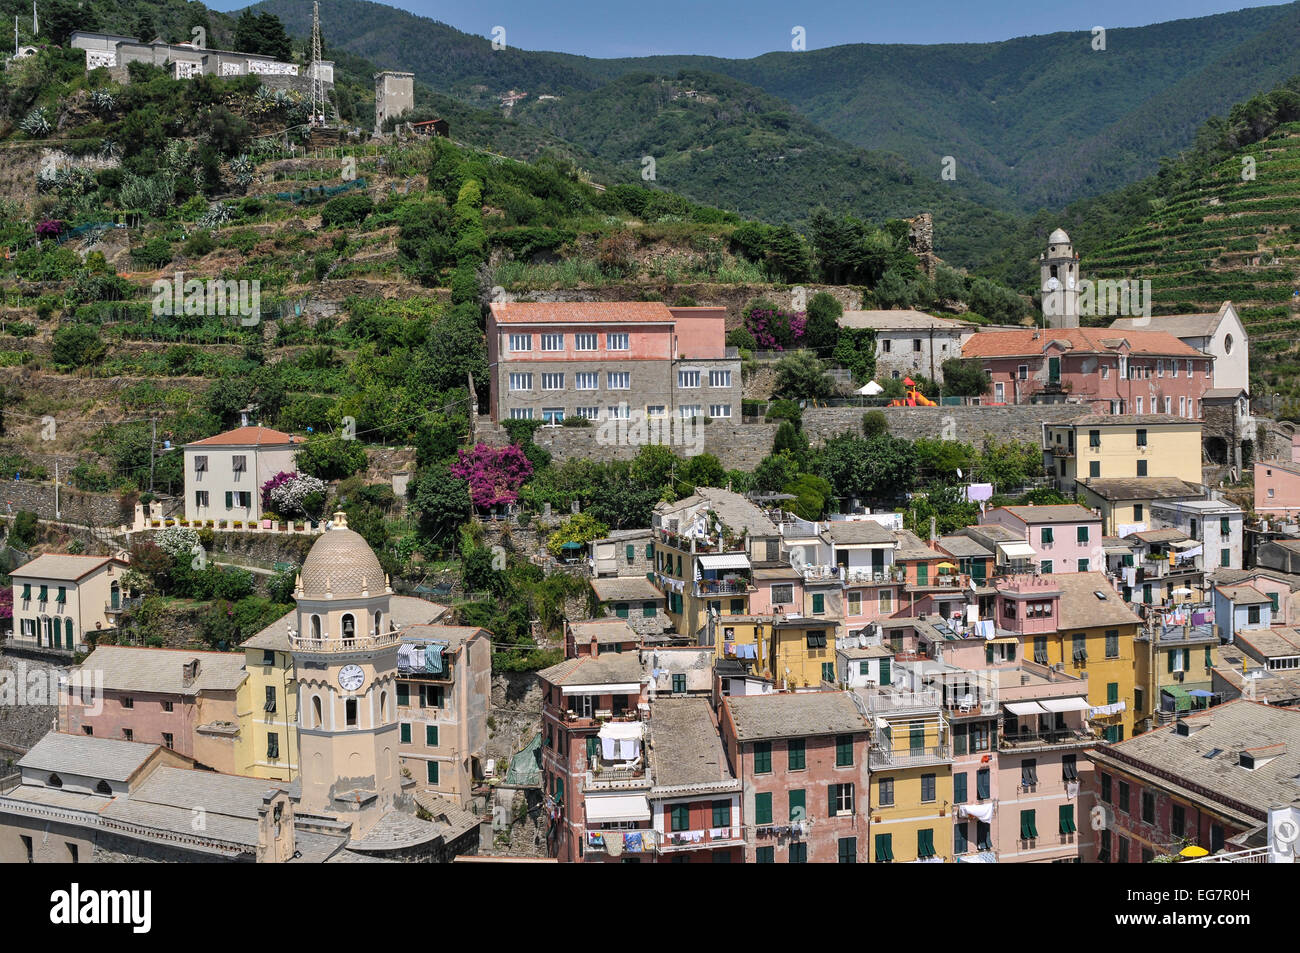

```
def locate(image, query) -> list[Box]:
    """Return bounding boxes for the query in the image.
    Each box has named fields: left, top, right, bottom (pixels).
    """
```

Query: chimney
left=182, top=659, right=200, bottom=686
left=929, top=515, right=937, bottom=545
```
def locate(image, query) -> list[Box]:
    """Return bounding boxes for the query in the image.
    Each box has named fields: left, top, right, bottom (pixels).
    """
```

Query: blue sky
left=215, top=0, right=1294, bottom=58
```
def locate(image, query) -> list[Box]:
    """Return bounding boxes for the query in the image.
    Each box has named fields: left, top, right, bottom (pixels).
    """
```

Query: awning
left=1188, top=689, right=1214, bottom=698
left=585, top=794, right=651, bottom=824
left=562, top=682, right=642, bottom=696
left=1040, top=697, right=1091, bottom=713
left=1005, top=700, right=1047, bottom=716
left=1169, top=539, right=1200, bottom=550
left=997, top=542, right=1036, bottom=560
left=990, top=636, right=1019, bottom=645
left=1163, top=686, right=1193, bottom=713
left=597, top=721, right=643, bottom=742
left=698, top=553, right=751, bottom=571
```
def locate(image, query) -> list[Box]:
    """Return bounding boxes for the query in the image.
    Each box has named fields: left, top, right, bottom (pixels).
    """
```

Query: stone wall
left=0, top=655, right=65, bottom=752
left=480, top=404, right=1088, bottom=471
left=0, top=480, right=128, bottom=527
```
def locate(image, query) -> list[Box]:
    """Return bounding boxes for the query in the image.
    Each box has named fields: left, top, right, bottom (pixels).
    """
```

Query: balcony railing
left=105, top=596, right=143, bottom=613
left=999, top=726, right=1097, bottom=749
left=844, top=568, right=907, bottom=585
left=869, top=744, right=951, bottom=769
left=653, top=825, right=744, bottom=851
left=584, top=825, right=744, bottom=855
left=290, top=630, right=402, bottom=652
left=1184, top=846, right=1272, bottom=864
left=865, top=689, right=943, bottom=714
left=695, top=579, right=752, bottom=596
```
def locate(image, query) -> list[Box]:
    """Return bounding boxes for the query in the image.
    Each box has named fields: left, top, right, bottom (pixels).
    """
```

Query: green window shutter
left=396, top=684, right=409, bottom=706
left=789, top=788, right=805, bottom=821
left=1077, top=559, right=1089, bottom=572
left=399, top=723, right=411, bottom=743
left=426, top=761, right=438, bottom=784
left=986, top=642, right=994, bottom=665
left=909, top=726, right=924, bottom=751
left=1167, top=650, right=1176, bottom=673
left=426, top=725, right=438, bottom=747
left=822, top=662, right=836, bottom=682
left=643, top=602, right=655, bottom=617
left=1221, top=517, right=1230, bottom=535
left=1021, top=809, right=1037, bottom=840
left=1107, top=682, right=1119, bottom=705
left=626, top=544, right=635, bottom=561
left=225, top=491, right=233, bottom=508
left=1204, top=646, right=1211, bottom=668
left=1077, top=526, right=1088, bottom=544
left=586, top=736, right=598, bottom=761
left=953, top=772, right=967, bottom=803
left=875, top=833, right=892, bottom=862
left=730, top=598, right=743, bottom=614
left=645, top=543, right=654, bottom=559
left=712, top=800, right=731, bottom=828
left=56, top=586, right=66, bottom=604
left=755, top=792, right=773, bottom=825
left=836, top=734, right=853, bottom=767
left=879, top=658, right=891, bottom=685
left=1008, top=641, right=1016, bottom=660
left=976, top=769, right=990, bottom=799
left=917, top=563, right=928, bottom=586
left=756, top=847, right=774, bottom=863
left=1060, top=804, right=1076, bottom=834
left=1042, top=527, right=1053, bottom=544
left=788, top=739, right=805, bottom=770
left=38, top=585, right=47, bottom=601
left=615, top=603, right=629, bottom=618
left=1270, top=593, right=1280, bottom=613
left=1041, top=560, right=1052, bottom=574
left=754, top=741, right=772, bottom=774
left=812, top=593, right=825, bottom=614
left=1123, top=553, right=1133, bottom=567
left=21, top=584, right=29, bottom=600
left=670, top=804, right=689, bottom=831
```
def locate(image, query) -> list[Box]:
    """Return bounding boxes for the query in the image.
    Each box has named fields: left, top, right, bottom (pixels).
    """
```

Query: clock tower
left=1040, top=227, right=1081, bottom=329
left=289, top=512, right=403, bottom=836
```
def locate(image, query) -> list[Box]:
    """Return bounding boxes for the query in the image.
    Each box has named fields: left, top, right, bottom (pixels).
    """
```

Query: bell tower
left=290, top=512, right=403, bottom=836
left=1040, top=228, right=1080, bottom=329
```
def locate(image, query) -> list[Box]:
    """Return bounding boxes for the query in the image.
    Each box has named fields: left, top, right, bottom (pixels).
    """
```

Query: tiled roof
left=11, top=554, right=122, bottom=581
left=839, top=310, right=972, bottom=331
left=589, top=577, right=663, bottom=603
left=1050, top=572, right=1141, bottom=629
left=1209, top=567, right=1300, bottom=592
left=1066, top=414, right=1202, bottom=426
left=489, top=301, right=676, bottom=325
left=1078, top=477, right=1202, bottom=501
left=1215, top=584, right=1272, bottom=606
left=937, top=534, right=993, bottom=557
left=1089, top=701, right=1300, bottom=820
left=892, top=529, right=943, bottom=561
left=655, top=487, right=777, bottom=538
left=240, top=609, right=295, bottom=651
left=649, top=697, right=733, bottom=788
left=961, top=327, right=1200, bottom=359
left=823, top=520, right=896, bottom=545
left=725, top=691, right=869, bottom=742
left=186, top=425, right=299, bottom=447
left=1110, top=308, right=1228, bottom=338
left=400, top=624, right=487, bottom=649
left=1235, top=627, right=1300, bottom=659
left=1129, top=528, right=1191, bottom=545
left=77, top=646, right=247, bottom=695
left=537, top=652, right=645, bottom=687
left=20, top=732, right=161, bottom=782
left=997, top=504, right=1099, bottom=524
left=569, top=619, right=641, bottom=645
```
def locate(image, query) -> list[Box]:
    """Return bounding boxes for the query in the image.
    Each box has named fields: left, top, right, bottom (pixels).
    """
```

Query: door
left=1048, top=357, right=1061, bottom=383
left=872, top=549, right=884, bottom=575
left=111, top=582, right=120, bottom=610
left=910, top=726, right=925, bottom=752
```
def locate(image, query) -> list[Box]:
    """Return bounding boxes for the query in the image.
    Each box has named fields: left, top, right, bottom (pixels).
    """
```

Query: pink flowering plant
left=36, top=219, right=64, bottom=239
left=450, top=443, right=533, bottom=508
left=743, top=305, right=807, bottom=350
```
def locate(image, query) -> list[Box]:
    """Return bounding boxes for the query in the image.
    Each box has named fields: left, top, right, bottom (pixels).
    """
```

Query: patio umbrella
left=936, top=562, right=958, bottom=571
left=561, top=542, right=584, bottom=551
left=1178, top=845, right=1209, bottom=859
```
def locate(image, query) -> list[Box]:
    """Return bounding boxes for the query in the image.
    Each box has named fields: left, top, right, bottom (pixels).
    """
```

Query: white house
left=838, top=310, right=976, bottom=384
left=10, top=554, right=129, bottom=653
left=1111, top=301, right=1249, bottom=394
left=1150, top=497, right=1244, bottom=573
left=183, top=426, right=302, bottom=525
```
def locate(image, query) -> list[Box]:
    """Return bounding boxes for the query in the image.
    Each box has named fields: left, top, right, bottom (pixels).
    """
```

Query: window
left=542, top=407, right=565, bottom=424
left=575, top=372, right=598, bottom=390
left=954, top=823, right=969, bottom=854
left=1020, top=809, right=1038, bottom=840
left=754, top=741, right=772, bottom=774
left=789, top=789, right=805, bottom=821
left=709, top=369, right=732, bottom=387
left=1033, top=635, right=1048, bottom=664
left=1098, top=829, right=1112, bottom=863
left=195, top=490, right=209, bottom=508
left=575, top=332, right=597, bottom=351
left=878, top=777, right=895, bottom=806
left=400, top=723, right=411, bottom=743
left=678, top=369, right=701, bottom=388
left=1137, top=459, right=1148, bottom=477
left=1118, top=780, right=1130, bottom=814
left=1076, top=525, right=1090, bottom=544
left=264, top=686, right=277, bottom=713
left=755, top=792, right=773, bottom=825
left=122, top=696, right=134, bottom=710
left=830, top=783, right=855, bottom=817
left=607, top=332, right=629, bottom=350
left=1060, top=804, right=1076, bottom=835
left=345, top=698, right=358, bottom=727
left=1134, top=504, right=1143, bottom=522
left=679, top=404, right=701, bottom=419
left=1171, top=804, right=1186, bottom=838
left=771, top=583, right=794, bottom=605
left=122, top=728, right=133, bottom=741
left=1042, top=527, right=1054, bottom=544
left=1021, top=759, right=1038, bottom=786
left=1090, top=460, right=1100, bottom=478
left=427, top=761, right=439, bottom=784
left=194, top=454, right=208, bottom=472
left=264, top=732, right=278, bottom=759
left=1142, top=790, right=1156, bottom=824
left=838, top=837, right=857, bottom=864
left=509, top=407, right=534, bottom=420
left=954, top=772, right=967, bottom=803
left=835, top=734, right=853, bottom=767
left=912, top=338, right=922, bottom=352
left=1136, top=428, right=1148, bottom=447
left=541, top=372, right=564, bottom=390
left=607, top=372, right=630, bottom=389
left=875, top=832, right=893, bottom=862
left=1221, top=548, right=1231, bottom=568
left=162, top=732, right=174, bottom=749
left=425, top=724, right=439, bottom=747
left=1041, top=560, right=1053, bottom=575
left=422, top=684, right=446, bottom=708
left=812, top=593, right=826, bottom=615
left=880, top=590, right=893, bottom=612
left=161, top=700, right=174, bottom=713
left=882, top=339, right=892, bottom=353
left=920, top=773, right=936, bottom=803
left=1135, top=397, right=1143, bottom=414
left=976, top=768, right=990, bottom=799
left=708, top=404, right=731, bottom=418
left=1248, top=605, right=1260, bottom=625
left=1072, top=634, right=1087, bottom=664
left=396, top=684, right=409, bottom=706
left=508, top=333, right=531, bottom=352
left=789, top=843, right=807, bottom=863
left=712, top=800, right=732, bottom=828
left=232, top=454, right=247, bottom=474
left=917, top=828, right=936, bottom=858
left=540, top=333, right=564, bottom=351
left=1018, top=364, right=1028, bottom=380
left=806, top=631, right=827, bottom=649
left=508, top=372, right=533, bottom=391
left=1063, top=754, right=1079, bottom=782
left=756, top=846, right=774, bottom=863
left=671, top=673, right=686, bottom=694
left=788, top=739, right=806, bottom=770
left=608, top=404, right=630, bottom=419
left=1105, top=629, right=1119, bottom=659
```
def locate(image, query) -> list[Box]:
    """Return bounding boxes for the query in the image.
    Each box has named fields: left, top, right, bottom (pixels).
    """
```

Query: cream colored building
left=1043, top=414, right=1203, bottom=492
left=183, top=425, right=302, bottom=525
left=10, top=554, right=129, bottom=653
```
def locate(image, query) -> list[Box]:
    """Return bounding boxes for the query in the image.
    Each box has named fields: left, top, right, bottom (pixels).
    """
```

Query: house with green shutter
left=10, top=554, right=129, bottom=654
left=586, top=576, right=670, bottom=640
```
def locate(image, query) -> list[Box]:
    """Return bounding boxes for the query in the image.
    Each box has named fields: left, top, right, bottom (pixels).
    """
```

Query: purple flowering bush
left=743, top=304, right=807, bottom=350
left=36, top=219, right=63, bottom=239
left=450, top=443, right=533, bottom=508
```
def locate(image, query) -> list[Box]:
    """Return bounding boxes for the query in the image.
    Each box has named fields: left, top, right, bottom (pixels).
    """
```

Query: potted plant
left=294, top=521, right=305, bottom=532
left=233, top=520, right=244, bottom=529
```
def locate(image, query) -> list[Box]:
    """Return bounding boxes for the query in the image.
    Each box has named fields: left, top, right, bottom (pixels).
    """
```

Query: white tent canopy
left=997, top=541, right=1036, bottom=560
left=1005, top=700, right=1047, bottom=716
left=597, top=721, right=644, bottom=742
left=585, top=794, right=651, bottom=824
left=857, top=381, right=884, bottom=396
left=698, top=553, right=751, bottom=571
left=1040, top=697, right=1091, bottom=713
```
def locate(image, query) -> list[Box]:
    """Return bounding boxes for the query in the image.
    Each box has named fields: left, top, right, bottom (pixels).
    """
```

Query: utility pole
left=149, top=418, right=156, bottom=494
left=54, top=459, right=59, bottom=520
left=309, top=1, right=325, bottom=127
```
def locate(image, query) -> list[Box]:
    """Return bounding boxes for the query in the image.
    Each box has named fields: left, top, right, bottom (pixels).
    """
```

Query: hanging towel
left=1066, top=780, right=1080, bottom=800
left=424, top=644, right=444, bottom=674
left=624, top=831, right=643, bottom=852
left=1123, top=567, right=1137, bottom=587
left=1192, top=611, right=1206, bottom=626
left=602, top=736, right=618, bottom=760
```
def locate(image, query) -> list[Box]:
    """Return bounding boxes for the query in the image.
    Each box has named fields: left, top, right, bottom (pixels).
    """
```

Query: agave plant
left=198, top=201, right=233, bottom=229
left=20, top=107, right=51, bottom=138
left=229, top=154, right=255, bottom=188
left=98, top=138, right=121, bottom=160
left=89, top=88, right=117, bottom=114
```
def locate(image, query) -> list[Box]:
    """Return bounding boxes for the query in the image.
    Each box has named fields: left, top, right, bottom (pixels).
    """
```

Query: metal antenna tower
left=309, top=1, right=325, bottom=126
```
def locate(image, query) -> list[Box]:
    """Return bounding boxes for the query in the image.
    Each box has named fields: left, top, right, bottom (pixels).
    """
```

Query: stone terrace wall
left=478, top=404, right=1088, bottom=471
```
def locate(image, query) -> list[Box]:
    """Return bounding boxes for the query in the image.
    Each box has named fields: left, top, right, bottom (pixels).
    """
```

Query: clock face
left=338, top=664, right=365, bottom=693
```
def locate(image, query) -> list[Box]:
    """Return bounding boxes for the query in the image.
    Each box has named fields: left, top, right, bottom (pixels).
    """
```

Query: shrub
left=51, top=324, right=107, bottom=369
left=132, top=236, right=174, bottom=269
left=862, top=410, right=889, bottom=437
left=320, top=194, right=374, bottom=227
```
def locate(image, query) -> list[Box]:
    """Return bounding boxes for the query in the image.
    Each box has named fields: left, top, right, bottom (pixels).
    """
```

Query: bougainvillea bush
left=261, top=471, right=328, bottom=518
left=450, top=443, right=533, bottom=508
left=742, top=304, right=807, bottom=350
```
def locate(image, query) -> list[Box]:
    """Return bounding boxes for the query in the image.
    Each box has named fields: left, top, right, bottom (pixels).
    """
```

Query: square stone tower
left=374, top=71, right=414, bottom=136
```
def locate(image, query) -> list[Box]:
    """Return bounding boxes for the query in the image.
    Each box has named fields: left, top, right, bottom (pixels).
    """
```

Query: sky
left=213, top=0, right=1295, bottom=58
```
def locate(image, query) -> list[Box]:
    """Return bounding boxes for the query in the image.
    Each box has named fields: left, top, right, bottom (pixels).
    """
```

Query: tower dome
left=298, top=512, right=385, bottom=599
left=1048, top=227, right=1071, bottom=245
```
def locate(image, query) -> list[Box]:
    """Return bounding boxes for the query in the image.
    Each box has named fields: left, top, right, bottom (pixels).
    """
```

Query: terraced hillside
left=1085, top=122, right=1300, bottom=409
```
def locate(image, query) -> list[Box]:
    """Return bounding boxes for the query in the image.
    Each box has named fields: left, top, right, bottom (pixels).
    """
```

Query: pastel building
left=10, top=554, right=129, bottom=654
left=486, top=302, right=741, bottom=424
left=1255, top=459, right=1300, bottom=518
left=1043, top=415, right=1204, bottom=492
left=984, top=504, right=1104, bottom=575
left=183, top=425, right=302, bottom=525
left=1111, top=302, right=1248, bottom=394
left=837, top=310, right=975, bottom=383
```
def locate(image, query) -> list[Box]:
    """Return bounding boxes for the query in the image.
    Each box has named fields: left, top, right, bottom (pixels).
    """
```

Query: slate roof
left=893, top=530, right=943, bottom=561
left=1130, top=528, right=1191, bottom=545
left=997, top=504, right=1100, bottom=524
left=77, top=646, right=247, bottom=695
left=589, top=577, right=663, bottom=603
left=655, top=487, right=778, bottom=538
left=937, top=535, right=994, bottom=558
left=1089, top=701, right=1300, bottom=823
left=569, top=619, right=641, bottom=645
left=838, top=310, right=972, bottom=332
left=1078, top=477, right=1203, bottom=501
left=1109, top=311, right=1226, bottom=338
left=1209, top=567, right=1300, bottom=592
left=19, top=733, right=161, bottom=782
left=11, top=554, right=123, bottom=581
left=1215, top=585, right=1272, bottom=606
left=648, top=697, right=733, bottom=788
left=537, top=652, right=645, bottom=687
left=725, top=691, right=869, bottom=742
left=1050, top=572, right=1142, bottom=629
left=1235, top=627, right=1300, bottom=659
left=823, top=520, right=896, bottom=545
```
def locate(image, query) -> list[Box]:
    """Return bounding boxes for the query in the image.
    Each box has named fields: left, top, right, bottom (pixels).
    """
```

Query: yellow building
left=238, top=622, right=300, bottom=781
left=769, top=618, right=839, bottom=689
left=1016, top=572, right=1142, bottom=741
left=1133, top=625, right=1219, bottom=734
left=1044, top=415, right=1202, bottom=496
left=865, top=699, right=953, bottom=863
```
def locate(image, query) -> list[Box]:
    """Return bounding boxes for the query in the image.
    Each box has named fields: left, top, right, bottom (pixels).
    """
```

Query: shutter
left=1204, top=646, right=1211, bottom=668
left=646, top=543, right=654, bottom=559
left=789, top=789, right=805, bottom=821
left=225, top=491, right=233, bottom=508
left=1107, top=682, right=1119, bottom=705
left=953, top=772, right=967, bottom=802
left=879, top=659, right=890, bottom=685
left=626, top=544, right=635, bottom=561
left=1167, top=651, right=1175, bottom=673
left=977, top=769, right=989, bottom=799
left=813, top=593, right=824, bottom=614
left=755, top=792, right=772, bottom=824
left=986, top=642, right=994, bottom=665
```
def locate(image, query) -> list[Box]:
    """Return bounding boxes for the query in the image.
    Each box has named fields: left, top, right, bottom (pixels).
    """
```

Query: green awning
left=1164, top=686, right=1193, bottom=713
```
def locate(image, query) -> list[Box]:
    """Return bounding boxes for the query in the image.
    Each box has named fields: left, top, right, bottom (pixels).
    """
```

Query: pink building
left=985, top=504, right=1104, bottom=575
left=485, top=302, right=741, bottom=424
left=962, top=327, right=1211, bottom=415
left=1255, top=459, right=1300, bottom=518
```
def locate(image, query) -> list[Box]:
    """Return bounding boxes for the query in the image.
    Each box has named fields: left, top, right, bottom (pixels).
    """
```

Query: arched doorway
left=64, top=618, right=74, bottom=650
left=110, top=581, right=120, bottom=610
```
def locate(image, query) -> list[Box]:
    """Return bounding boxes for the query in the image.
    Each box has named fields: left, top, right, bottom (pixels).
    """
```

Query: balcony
left=869, top=744, right=951, bottom=770
left=290, top=629, right=401, bottom=653
left=1048, top=444, right=1075, bottom=458
left=653, top=825, right=744, bottom=852
left=1184, top=846, right=1271, bottom=864
left=999, top=725, right=1098, bottom=750
left=864, top=689, right=943, bottom=715
left=909, top=573, right=972, bottom=591
left=105, top=596, right=143, bottom=614
left=844, top=567, right=907, bottom=585
left=695, top=578, right=753, bottom=597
